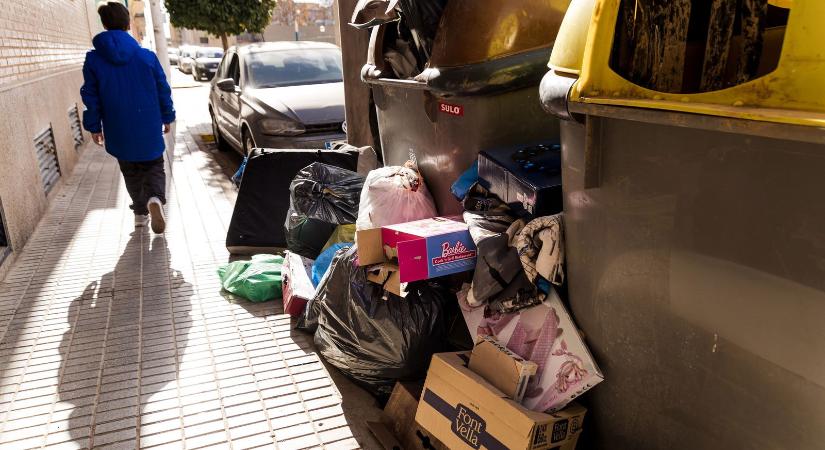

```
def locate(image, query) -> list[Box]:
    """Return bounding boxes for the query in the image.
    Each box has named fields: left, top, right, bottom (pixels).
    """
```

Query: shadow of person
left=56, top=231, right=191, bottom=448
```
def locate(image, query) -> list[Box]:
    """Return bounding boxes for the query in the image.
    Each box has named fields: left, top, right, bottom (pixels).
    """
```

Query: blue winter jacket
left=80, top=31, right=175, bottom=162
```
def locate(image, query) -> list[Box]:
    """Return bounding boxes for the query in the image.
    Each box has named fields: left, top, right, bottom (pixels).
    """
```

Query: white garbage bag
left=356, top=165, right=438, bottom=230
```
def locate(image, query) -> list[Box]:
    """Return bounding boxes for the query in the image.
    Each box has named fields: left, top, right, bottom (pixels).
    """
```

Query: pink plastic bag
left=356, top=166, right=438, bottom=230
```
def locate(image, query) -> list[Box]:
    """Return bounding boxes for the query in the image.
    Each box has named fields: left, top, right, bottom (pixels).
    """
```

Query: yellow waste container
left=541, top=0, right=825, bottom=448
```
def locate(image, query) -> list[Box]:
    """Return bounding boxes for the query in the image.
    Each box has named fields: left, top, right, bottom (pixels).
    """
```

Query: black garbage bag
left=285, top=218, right=338, bottom=261
left=395, top=0, right=448, bottom=60
left=307, top=247, right=453, bottom=397
left=296, top=244, right=352, bottom=332
left=289, top=163, right=364, bottom=224
left=285, top=163, right=365, bottom=259
left=350, top=0, right=400, bottom=29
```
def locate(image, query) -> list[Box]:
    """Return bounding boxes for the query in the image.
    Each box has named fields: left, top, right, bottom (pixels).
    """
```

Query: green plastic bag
left=217, top=254, right=284, bottom=302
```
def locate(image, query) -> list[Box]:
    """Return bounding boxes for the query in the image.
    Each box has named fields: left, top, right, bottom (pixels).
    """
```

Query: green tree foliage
left=165, top=0, right=277, bottom=49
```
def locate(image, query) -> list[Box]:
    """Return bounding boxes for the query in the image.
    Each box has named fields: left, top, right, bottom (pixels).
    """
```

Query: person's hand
left=163, top=123, right=171, bottom=134
left=92, top=133, right=104, bottom=146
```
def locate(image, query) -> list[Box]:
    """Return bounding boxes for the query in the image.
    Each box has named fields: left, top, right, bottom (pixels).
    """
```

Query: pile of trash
left=288, top=161, right=453, bottom=397
left=217, top=136, right=603, bottom=449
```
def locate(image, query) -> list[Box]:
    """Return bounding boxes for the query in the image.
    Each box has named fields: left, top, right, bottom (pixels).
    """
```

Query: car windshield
left=197, top=48, right=223, bottom=58
left=246, top=48, right=343, bottom=89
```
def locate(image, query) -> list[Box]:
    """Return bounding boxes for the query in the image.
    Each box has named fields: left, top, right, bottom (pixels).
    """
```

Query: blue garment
left=451, top=161, right=478, bottom=201
left=80, top=31, right=175, bottom=162
left=312, top=243, right=352, bottom=287
left=231, top=156, right=249, bottom=188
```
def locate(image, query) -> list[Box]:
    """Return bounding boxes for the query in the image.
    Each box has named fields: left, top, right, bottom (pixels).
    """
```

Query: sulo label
left=439, top=102, right=464, bottom=116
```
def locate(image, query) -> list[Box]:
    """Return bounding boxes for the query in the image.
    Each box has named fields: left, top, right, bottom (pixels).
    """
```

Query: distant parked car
left=209, top=42, right=346, bottom=155
left=178, top=46, right=198, bottom=74
left=192, top=47, right=224, bottom=81
left=168, top=47, right=180, bottom=66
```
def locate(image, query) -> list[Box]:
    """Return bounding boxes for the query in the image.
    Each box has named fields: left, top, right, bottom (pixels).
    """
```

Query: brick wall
left=0, top=0, right=94, bottom=86
left=0, top=0, right=100, bottom=275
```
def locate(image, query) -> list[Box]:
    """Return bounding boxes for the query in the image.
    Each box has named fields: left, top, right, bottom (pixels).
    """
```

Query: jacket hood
left=92, top=31, right=140, bottom=65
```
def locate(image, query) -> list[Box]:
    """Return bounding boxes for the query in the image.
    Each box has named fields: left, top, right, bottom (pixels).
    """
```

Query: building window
left=200, top=37, right=209, bottom=44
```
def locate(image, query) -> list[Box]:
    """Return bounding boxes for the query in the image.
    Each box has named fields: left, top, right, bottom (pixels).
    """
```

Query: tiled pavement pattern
left=0, top=86, right=381, bottom=449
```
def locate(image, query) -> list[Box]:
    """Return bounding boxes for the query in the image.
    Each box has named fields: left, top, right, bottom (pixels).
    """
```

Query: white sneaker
left=135, top=214, right=149, bottom=228
left=147, top=197, right=166, bottom=234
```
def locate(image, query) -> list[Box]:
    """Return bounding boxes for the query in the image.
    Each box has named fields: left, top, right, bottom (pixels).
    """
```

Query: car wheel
left=211, top=111, right=230, bottom=152
left=242, top=129, right=256, bottom=156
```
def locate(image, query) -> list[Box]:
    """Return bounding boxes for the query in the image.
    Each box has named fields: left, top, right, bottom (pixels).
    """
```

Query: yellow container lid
left=548, top=0, right=597, bottom=75
left=562, top=0, right=825, bottom=127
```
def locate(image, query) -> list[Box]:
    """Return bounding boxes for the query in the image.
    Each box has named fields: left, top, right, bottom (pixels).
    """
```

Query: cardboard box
left=478, top=144, right=563, bottom=217
left=470, top=336, right=538, bottom=403
left=281, top=251, right=316, bottom=316
left=416, top=352, right=586, bottom=450
left=357, top=217, right=477, bottom=284
left=383, top=382, right=447, bottom=450
left=367, top=421, right=403, bottom=450
left=365, top=263, right=407, bottom=298
left=461, top=288, right=603, bottom=413
left=358, top=228, right=406, bottom=297
left=382, top=217, right=477, bottom=282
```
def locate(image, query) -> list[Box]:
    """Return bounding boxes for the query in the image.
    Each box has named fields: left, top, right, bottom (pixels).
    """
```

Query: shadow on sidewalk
left=224, top=292, right=384, bottom=447
left=57, top=232, right=191, bottom=447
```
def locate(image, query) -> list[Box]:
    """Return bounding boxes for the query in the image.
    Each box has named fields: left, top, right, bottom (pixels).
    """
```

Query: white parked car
left=168, top=47, right=180, bottom=65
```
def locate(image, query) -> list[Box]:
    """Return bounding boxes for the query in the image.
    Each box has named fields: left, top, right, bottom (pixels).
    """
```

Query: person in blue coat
left=81, top=2, right=176, bottom=233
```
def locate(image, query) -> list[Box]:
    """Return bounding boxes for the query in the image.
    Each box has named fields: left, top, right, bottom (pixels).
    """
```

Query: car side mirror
left=217, top=78, right=237, bottom=92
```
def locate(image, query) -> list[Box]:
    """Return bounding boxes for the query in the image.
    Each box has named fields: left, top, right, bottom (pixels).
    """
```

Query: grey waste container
left=362, top=0, right=572, bottom=214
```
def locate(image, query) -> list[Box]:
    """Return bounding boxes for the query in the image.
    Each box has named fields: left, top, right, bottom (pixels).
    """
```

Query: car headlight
left=260, top=118, right=305, bottom=136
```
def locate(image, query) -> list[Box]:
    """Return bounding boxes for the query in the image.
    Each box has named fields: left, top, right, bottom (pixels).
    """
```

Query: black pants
left=118, top=157, right=166, bottom=215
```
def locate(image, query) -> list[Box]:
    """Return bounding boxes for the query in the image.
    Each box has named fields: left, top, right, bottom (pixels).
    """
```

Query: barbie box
left=461, top=288, right=603, bottom=413
left=381, top=217, right=477, bottom=283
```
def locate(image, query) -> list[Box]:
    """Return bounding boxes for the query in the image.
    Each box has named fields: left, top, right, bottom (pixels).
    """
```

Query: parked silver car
left=208, top=42, right=346, bottom=155
left=178, top=46, right=198, bottom=74
left=193, top=47, right=224, bottom=81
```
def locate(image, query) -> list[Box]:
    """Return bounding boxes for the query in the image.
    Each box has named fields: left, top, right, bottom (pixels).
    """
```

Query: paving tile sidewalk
left=0, top=113, right=381, bottom=449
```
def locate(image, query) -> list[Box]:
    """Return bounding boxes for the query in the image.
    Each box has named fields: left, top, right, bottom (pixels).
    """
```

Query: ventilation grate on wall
left=69, top=104, right=84, bottom=149
left=34, top=126, right=61, bottom=194
left=0, top=207, right=7, bottom=248
left=0, top=199, right=9, bottom=266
